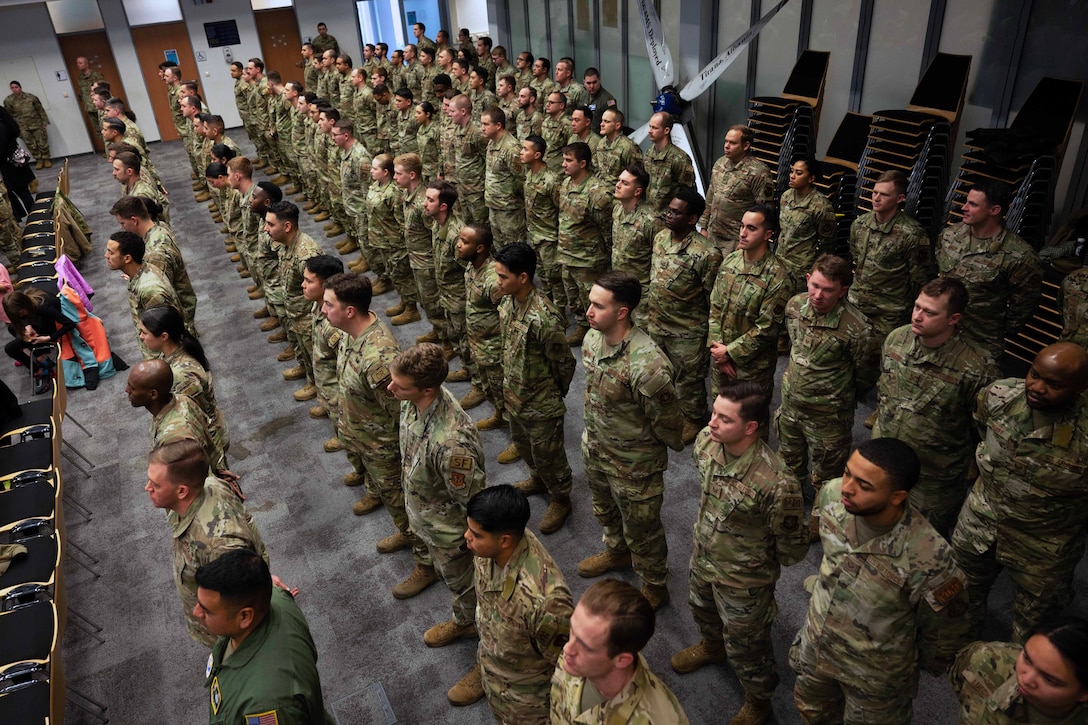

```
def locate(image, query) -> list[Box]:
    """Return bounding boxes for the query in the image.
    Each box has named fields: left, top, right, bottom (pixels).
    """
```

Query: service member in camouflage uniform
left=567, top=104, right=601, bottom=155
left=447, top=95, right=489, bottom=226
left=551, top=579, right=690, bottom=724
left=467, top=68, right=497, bottom=126
left=540, top=92, right=572, bottom=173
left=610, top=165, right=656, bottom=302
left=874, top=278, right=1000, bottom=534
left=425, top=180, right=469, bottom=366
left=301, top=256, right=345, bottom=449
left=495, top=75, right=520, bottom=133
left=495, top=243, right=576, bottom=534
left=4, top=82, right=49, bottom=166
left=775, top=254, right=871, bottom=534
left=454, top=485, right=573, bottom=716
left=644, top=112, right=695, bottom=220
left=595, top=108, right=642, bottom=188
left=1059, top=266, right=1088, bottom=348
left=392, top=89, right=420, bottom=157
left=514, top=86, right=544, bottom=141
left=105, top=231, right=184, bottom=360
left=529, top=57, right=559, bottom=105
left=481, top=106, right=526, bottom=248
left=554, top=58, right=588, bottom=114
left=126, top=360, right=221, bottom=472
left=146, top=440, right=266, bottom=647
left=708, top=204, right=791, bottom=397
left=388, top=343, right=485, bottom=654
left=949, top=617, right=1088, bottom=724
left=557, top=142, right=614, bottom=344
left=520, top=135, right=563, bottom=305
left=643, top=189, right=723, bottom=443
left=367, top=154, right=408, bottom=298
left=848, top=170, right=935, bottom=392
left=579, top=272, right=683, bottom=611
left=791, top=438, right=970, bottom=724
left=701, top=125, right=771, bottom=254
left=311, top=22, right=339, bottom=57
left=583, top=68, right=616, bottom=132
left=456, top=224, right=505, bottom=425
left=332, top=119, right=369, bottom=257
left=391, top=154, right=436, bottom=330
left=950, top=342, right=1088, bottom=644
left=778, top=156, right=837, bottom=295
left=75, top=56, right=104, bottom=123
left=936, top=180, right=1043, bottom=361
left=672, top=381, right=808, bottom=725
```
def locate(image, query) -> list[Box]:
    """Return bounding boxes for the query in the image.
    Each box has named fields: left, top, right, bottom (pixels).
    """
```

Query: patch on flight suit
left=245, top=712, right=280, bottom=725
left=206, top=653, right=214, bottom=678
left=210, top=676, right=221, bottom=714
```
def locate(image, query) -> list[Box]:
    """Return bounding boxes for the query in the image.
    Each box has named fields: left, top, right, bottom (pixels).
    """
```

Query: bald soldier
left=950, top=342, right=1088, bottom=644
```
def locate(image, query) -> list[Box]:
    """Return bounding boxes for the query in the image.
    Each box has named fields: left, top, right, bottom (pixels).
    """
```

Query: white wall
left=294, top=1, right=362, bottom=68
left=0, top=2, right=94, bottom=156
left=179, top=0, right=263, bottom=129
left=99, top=0, right=161, bottom=143
left=449, top=0, right=489, bottom=36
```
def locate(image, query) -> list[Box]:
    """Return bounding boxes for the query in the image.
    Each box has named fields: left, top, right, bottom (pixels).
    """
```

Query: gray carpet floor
left=10, top=133, right=1081, bottom=725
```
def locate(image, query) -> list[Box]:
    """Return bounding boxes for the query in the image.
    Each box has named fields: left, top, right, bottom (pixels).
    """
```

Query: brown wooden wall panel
left=130, top=22, right=198, bottom=142
left=57, top=31, right=125, bottom=153
left=255, top=8, right=304, bottom=88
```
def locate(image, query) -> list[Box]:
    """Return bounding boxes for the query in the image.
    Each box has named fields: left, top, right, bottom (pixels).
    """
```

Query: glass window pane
left=572, top=0, right=595, bottom=80
left=598, top=0, right=623, bottom=114
left=625, top=4, right=654, bottom=132
left=753, top=0, right=802, bottom=98
left=861, top=1, right=925, bottom=115
left=47, top=0, right=104, bottom=34
left=508, top=0, right=528, bottom=61
left=709, top=1, right=751, bottom=158
left=549, top=0, right=571, bottom=62
left=809, top=0, right=861, bottom=157
left=251, top=0, right=293, bottom=9
left=527, top=1, right=549, bottom=59
left=122, top=0, right=182, bottom=26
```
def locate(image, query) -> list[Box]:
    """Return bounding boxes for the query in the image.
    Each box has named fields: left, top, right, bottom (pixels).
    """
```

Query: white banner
left=635, top=0, right=676, bottom=89
left=679, top=0, right=793, bottom=101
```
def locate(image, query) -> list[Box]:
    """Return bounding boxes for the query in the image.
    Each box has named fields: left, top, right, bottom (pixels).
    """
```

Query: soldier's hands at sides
left=272, top=574, right=300, bottom=597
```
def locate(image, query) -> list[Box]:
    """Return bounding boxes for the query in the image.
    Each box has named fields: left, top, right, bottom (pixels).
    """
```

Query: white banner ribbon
left=635, top=0, right=676, bottom=89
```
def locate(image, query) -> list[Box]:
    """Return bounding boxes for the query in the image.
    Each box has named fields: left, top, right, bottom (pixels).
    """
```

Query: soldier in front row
left=790, top=438, right=970, bottom=724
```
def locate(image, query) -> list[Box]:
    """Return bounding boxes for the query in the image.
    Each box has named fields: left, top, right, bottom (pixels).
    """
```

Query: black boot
left=83, top=366, right=100, bottom=391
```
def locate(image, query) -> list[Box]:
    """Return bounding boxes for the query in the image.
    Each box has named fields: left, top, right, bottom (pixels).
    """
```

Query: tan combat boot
left=447, top=664, right=484, bottom=706
left=424, top=620, right=477, bottom=647
left=282, top=365, right=305, bottom=380
left=323, top=437, right=342, bottom=453
left=416, top=329, right=440, bottom=344
left=276, top=347, right=296, bottom=362
left=268, top=330, right=288, bottom=343
left=512, top=477, right=546, bottom=495
left=496, top=442, right=521, bottom=464
left=539, top=494, right=571, bottom=534
left=441, top=341, right=457, bottom=360
left=371, top=277, right=392, bottom=296
left=352, top=493, right=383, bottom=515
left=390, top=303, right=421, bottom=325
left=641, top=583, right=670, bottom=610
left=343, top=471, right=366, bottom=488
left=351, top=256, right=369, bottom=273
left=459, top=386, right=486, bottom=410
left=577, top=549, right=632, bottom=578
left=445, top=367, right=471, bottom=383
left=376, top=531, right=410, bottom=554
left=252, top=306, right=270, bottom=319
left=339, top=237, right=359, bottom=254
left=260, top=317, right=280, bottom=332
left=385, top=298, right=407, bottom=317
left=309, top=405, right=328, bottom=419
left=730, top=694, right=773, bottom=725
left=392, top=564, right=438, bottom=599
left=293, top=383, right=317, bottom=401
left=670, top=640, right=728, bottom=674
left=475, top=412, right=506, bottom=431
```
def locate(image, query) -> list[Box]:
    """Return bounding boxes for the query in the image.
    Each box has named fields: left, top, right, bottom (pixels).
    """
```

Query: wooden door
left=254, top=8, right=305, bottom=83
left=57, top=31, right=126, bottom=153
left=130, top=22, right=199, bottom=142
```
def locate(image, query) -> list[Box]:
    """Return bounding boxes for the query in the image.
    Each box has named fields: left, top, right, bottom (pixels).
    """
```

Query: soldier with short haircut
left=333, top=119, right=370, bottom=258
left=950, top=342, right=1088, bottom=644
left=701, top=125, right=771, bottom=254
left=791, top=438, right=970, bottom=724
left=567, top=104, right=600, bottom=154
left=447, top=94, right=489, bottom=226
left=300, top=255, right=345, bottom=448
left=514, top=85, right=543, bottom=140
left=540, top=92, right=572, bottom=173
left=672, top=381, right=807, bottom=725
left=610, top=164, right=656, bottom=294
left=424, top=180, right=468, bottom=364
left=778, top=156, right=837, bottom=296
left=455, top=224, right=505, bottom=424
left=582, top=67, right=616, bottom=132
left=481, top=106, right=526, bottom=249
left=775, top=254, right=871, bottom=537
left=553, top=57, right=588, bottom=113
left=366, top=153, right=404, bottom=299
left=4, top=81, right=49, bottom=167
left=595, top=107, right=643, bottom=188
left=874, top=278, right=999, bottom=534
left=643, top=112, right=695, bottom=220
left=520, top=135, right=563, bottom=305
left=530, top=57, right=559, bottom=103
left=579, top=271, right=683, bottom=611
left=105, top=231, right=184, bottom=360
left=389, top=153, right=428, bottom=327
left=550, top=579, right=690, bottom=723
left=453, top=485, right=573, bottom=716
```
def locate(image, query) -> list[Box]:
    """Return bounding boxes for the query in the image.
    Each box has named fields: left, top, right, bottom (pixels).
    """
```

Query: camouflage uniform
left=523, top=165, right=563, bottom=304
left=4, top=91, right=49, bottom=160
left=434, top=213, right=469, bottom=363
left=476, top=531, right=573, bottom=724
left=936, top=224, right=1043, bottom=360
left=163, top=347, right=229, bottom=472
left=778, top=188, right=837, bottom=294
left=1059, top=267, right=1088, bottom=347
left=558, top=173, right=614, bottom=328
left=582, top=327, right=683, bottom=586
left=514, top=69, right=533, bottom=92
left=279, top=232, right=324, bottom=384
left=643, top=228, right=723, bottom=425
left=0, top=181, right=18, bottom=264
left=485, top=130, right=526, bottom=248
left=594, top=134, right=642, bottom=188
left=500, top=287, right=576, bottom=497
left=550, top=654, right=690, bottom=724
left=451, top=121, right=489, bottom=226
left=529, top=77, right=559, bottom=105
left=170, top=477, right=266, bottom=646
left=151, top=393, right=224, bottom=472
left=689, top=433, right=807, bottom=700
left=465, top=258, right=505, bottom=417
left=874, top=326, right=999, bottom=534
left=353, top=84, right=379, bottom=153
left=468, top=88, right=498, bottom=126
left=643, top=142, right=695, bottom=217
left=392, top=108, right=419, bottom=156
left=498, top=95, right=519, bottom=133
left=950, top=380, right=1088, bottom=643
left=401, top=386, right=485, bottom=626
left=611, top=202, right=657, bottom=292
left=707, top=250, right=791, bottom=395
left=144, top=224, right=197, bottom=335
left=514, top=107, right=543, bottom=141
left=340, top=140, right=372, bottom=247
left=402, top=184, right=442, bottom=335
left=128, top=264, right=184, bottom=360
left=790, top=478, right=970, bottom=724
left=77, top=68, right=104, bottom=118
left=337, top=317, right=423, bottom=559
left=700, top=154, right=771, bottom=254
left=556, top=81, right=589, bottom=114
left=848, top=210, right=934, bottom=391
left=311, top=32, right=339, bottom=57
left=949, top=641, right=1088, bottom=724
left=775, top=294, right=871, bottom=492
left=540, top=114, right=571, bottom=173
left=416, top=121, right=441, bottom=181
left=312, top=307, right=344, bottom=427
left=367, top=179, right=404, bottom=288
left=567, top=131, right=601, bottom=156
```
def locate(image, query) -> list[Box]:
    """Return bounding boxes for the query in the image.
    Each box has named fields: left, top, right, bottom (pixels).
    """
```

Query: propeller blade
left=671, top=124, right=707, bottom=197
left=628, top=122, right=651, bottom=145
left=635, top=0, right=676, bottom=89
left=679, top=0, right=794, bottom=101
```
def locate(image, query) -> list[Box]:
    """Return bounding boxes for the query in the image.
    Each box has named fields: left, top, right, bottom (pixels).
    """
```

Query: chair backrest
left=0, top=475, right=56, bottom=528
left=0, top=532, right=58, bottom=593
left=0, top=662, right=50, bottom=725
left=0, top=439, right=54, bottom=479
left=0, top=600, right=56, bottom=663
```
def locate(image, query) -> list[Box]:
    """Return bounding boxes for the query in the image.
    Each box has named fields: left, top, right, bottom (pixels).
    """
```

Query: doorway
left=130, top=22, right=199, bottom=142
left=56, top=31, right=126, bottom=153
left=254, top=7, right=304, bottom=82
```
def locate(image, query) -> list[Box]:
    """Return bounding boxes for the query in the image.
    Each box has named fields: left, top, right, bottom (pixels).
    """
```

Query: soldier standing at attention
left=643, top=112, right=695, bottom=221
left=578, top=271, right=683, bottom=610
left=567, top=104, right=600, bottom=154
left=672, top=381, right=807, bottom=725
left=481, top=106, right=526, bottom=249
left=643, top=189, right=723, bottom=444
left=413, top=22, right=436, bottom=52
left=700, top=125, right=771, bottom=254
left=557, top=142, right=614, bottom=346
left=582, top=67, right=616, bottom=132
left=104, top=231, right=184, bottom=360
left=541, top=92, right=572, bottom=173
left=777, top=156, right=837, bottom=296
left=775, top=254, right=871, bottom=538
left=145, top=440, right=267, bottom=647
left=595, top=108, right=642, bottom=188
left=708, top=204, right=791, bottom=397
left=847, top=170, right=934, bottom=408
left=311, top=22, right=339, bottom=58
left=4, top=81, right=50, bottom=168
left=494, top=243, right=576, bottom=534
left=874, top=278, right=999, bottom=535
left=448, top=94, right=489, bottom=226
left=387, top=344, right=485, bottom=657
left=300, top=255, right=345, bottom=450
left=424, top=180, right=468, bottom=364
left=514, top=86, right=543, bottom=141
left=514, top=52, right=534, bottom=91
left=950, top=342, right=1088, bottom=643
left=456, top=224, right=506, bottom=428
left=610, top=165, right=656, bottom=297
left=529, top=57, right=559, bottom=106
left=550, top=579, right=690, bottom=723
left=75, top=56, right=104, bottom=126
left=333, top=119, right=370, bottom=258
left=454, top=485, right=573, bottom=716
left=495, top=75, right=520, bottom=133
left=520, top=135, right=563, bottom=305
left=791, top=438, right=969, bottom=723
left=389, top=153, right=429, bottom=328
